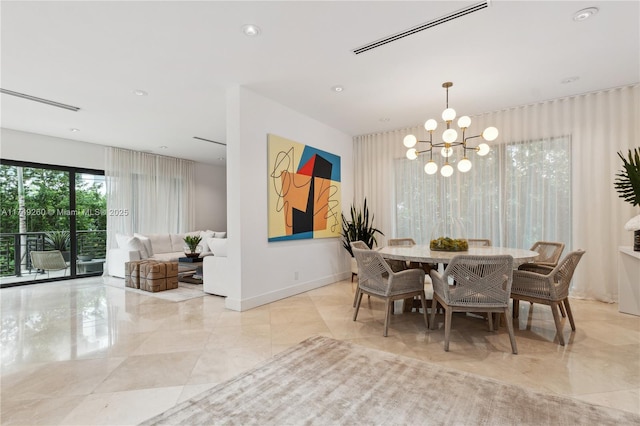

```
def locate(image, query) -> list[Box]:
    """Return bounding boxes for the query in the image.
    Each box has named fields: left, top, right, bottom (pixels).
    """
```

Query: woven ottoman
left=125, top=260, right=153, bottom=289
left=139, top=261, right=179, bottom=292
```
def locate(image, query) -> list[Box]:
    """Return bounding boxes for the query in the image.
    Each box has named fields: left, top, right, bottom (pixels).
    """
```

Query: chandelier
left=403, top=82, right=498, bottom=177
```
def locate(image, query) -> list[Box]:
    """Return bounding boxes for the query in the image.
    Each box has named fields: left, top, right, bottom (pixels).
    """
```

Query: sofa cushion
left=147, top=233, right=173, bottom=254
left=133, top=233, right=153, bottom=257
left=152, top=252, right=184, bottom=262
left=170, top=233, right=187, bottom=252
left=207, top=237, right=228, bottom=257
left=116, top=234, right=149, bottom=259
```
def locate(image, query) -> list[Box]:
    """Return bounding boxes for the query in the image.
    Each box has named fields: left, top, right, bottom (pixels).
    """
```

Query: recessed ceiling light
left=242, top=24, right=261, bottom=36
left=379, top=118, right=390, bottom=122
left=69, top=128, right=80, bottom=132
left=573, top=7, right=598, bottom=22
left=133, top=89, right=148, bottom=96
left=561, top=76, right=580, bottom=84
left=217, top=157, right=225, bottom=161
left=159, top=146, right=168, bottom=149
left=332, top=86, right=344, bottom=93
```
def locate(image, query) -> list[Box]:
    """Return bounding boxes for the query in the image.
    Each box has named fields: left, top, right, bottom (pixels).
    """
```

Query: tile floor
left=1, top=276, right=639, bottom=425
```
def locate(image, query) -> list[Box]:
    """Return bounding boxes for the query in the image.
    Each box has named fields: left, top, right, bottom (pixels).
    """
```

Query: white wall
left=225, top=87, right=353, bottom=311
left=1, top=128, right=227, bottom=232
left=194, top=162, right=226, bottom=232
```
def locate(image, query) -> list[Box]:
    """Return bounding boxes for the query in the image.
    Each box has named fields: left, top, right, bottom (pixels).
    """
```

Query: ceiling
left=1, top=1, right=638, bottom=166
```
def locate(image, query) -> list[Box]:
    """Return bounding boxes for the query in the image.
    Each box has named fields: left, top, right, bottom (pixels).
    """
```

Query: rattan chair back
left=529, top=241, right=565, bottom=267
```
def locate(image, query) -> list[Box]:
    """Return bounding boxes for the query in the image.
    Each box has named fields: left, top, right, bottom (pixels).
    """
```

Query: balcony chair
left=30, top=250, right=69, bottom=278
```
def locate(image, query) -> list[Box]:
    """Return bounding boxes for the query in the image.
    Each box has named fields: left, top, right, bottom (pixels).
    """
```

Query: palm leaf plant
left=183, top=235, right=202, bottom=253
left=614, top=148, right=640, bottom=207
left=45, top=230, right=70, bottom=251
left=341, top=198, right=384, bottom=257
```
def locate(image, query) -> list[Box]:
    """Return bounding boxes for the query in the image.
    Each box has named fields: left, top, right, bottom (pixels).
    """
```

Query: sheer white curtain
left=354, top=84, right=639, bottom=302
left=104, top=147, right=195, bottom=274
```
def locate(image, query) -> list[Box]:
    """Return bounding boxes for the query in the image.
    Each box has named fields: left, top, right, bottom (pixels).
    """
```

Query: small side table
left=618, top=246, right=640, bottom=316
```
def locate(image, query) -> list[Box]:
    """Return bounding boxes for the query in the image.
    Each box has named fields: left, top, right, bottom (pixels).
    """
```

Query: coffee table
left=178, top=257, right=203, bottom=284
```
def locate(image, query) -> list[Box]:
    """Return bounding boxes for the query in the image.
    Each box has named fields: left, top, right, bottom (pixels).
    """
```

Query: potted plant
left=183, top=235, right=203, bottom=258
left=44, top=230, right=71, bottom=261
left=614, top=147, right=640, bottom=250
left=341, top=198, right=384, bottom=276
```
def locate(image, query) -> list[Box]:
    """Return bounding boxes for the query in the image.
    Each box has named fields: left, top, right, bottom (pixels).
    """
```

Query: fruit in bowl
left=430, top=237, right=469, bottom=252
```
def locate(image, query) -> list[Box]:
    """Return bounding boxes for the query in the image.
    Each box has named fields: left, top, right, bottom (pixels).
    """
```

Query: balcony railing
left=0, top=230, right=106, bottom=278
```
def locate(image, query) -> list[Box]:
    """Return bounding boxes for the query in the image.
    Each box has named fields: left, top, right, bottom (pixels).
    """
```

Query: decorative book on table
left=178, top=257, right=203, bottom=263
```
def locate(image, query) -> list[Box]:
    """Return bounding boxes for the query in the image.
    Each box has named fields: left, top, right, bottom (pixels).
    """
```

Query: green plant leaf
left=341, top=198, right=384, bottom=257
left=614, top=148, right=640, bottom=207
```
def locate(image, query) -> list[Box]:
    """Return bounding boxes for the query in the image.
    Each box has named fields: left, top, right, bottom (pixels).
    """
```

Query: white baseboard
left=223, top=271, right=351, bottom=312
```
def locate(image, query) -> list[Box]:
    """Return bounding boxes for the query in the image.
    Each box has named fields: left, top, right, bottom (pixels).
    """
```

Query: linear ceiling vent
left=193, top=136, right=226, bottom=146
left=352, top=0, right=489, bottom=55
left=0, top=88, right=80, bottom=111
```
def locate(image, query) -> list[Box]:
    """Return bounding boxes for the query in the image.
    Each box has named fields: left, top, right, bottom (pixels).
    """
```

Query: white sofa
left=203, top=238, right=228, bottom=297
left=108, top=230, right=226, bottom=278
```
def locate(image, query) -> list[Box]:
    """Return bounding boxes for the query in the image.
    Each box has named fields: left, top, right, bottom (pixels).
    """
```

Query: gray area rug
left=141, top=336, right=640, bottom=425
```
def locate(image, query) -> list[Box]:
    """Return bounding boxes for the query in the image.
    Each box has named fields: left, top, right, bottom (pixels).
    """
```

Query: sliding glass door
left=0, top=160, right=106, bottom=287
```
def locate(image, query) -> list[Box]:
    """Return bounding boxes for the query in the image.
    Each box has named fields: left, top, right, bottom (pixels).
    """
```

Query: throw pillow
left=206, top=230, right=227, bottom=239
left=199, top=230, right=215, bottom=254
left=117, top=235, right=148, bottom=259
left=207, top=237, right=227, bottom=257
left=133, top=233, right=153, bottom=258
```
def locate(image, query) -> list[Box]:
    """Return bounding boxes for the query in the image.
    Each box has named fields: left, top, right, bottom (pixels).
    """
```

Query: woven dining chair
left=467, top=239, right=492, bottom=247
left=430, top=254, right=517, bottom=354
left=386, top=238, right=415, bottom=272
left=518, top=241, right=566, bottom=316
left=387, top=238, right=437, bottom=314
left=30, top=250, right=69, bottom=278
left=350, top=241, right=371, bottom=307
left=511, top=250, right=585, bottom=346
left=352, top=246, right=429, bottom=337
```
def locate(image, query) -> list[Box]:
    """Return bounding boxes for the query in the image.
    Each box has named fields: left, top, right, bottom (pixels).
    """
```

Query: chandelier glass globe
left=424, top=161, right=438, bottom=175
left=441, top=163, right=454, bottom=177
left=403, top=134, right=417, bottom=148
left=457, top=158, right=472, bottom=172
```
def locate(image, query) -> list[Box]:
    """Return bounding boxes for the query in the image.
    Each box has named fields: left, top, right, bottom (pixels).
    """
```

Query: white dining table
left=377, top=245, right=540, bottom=266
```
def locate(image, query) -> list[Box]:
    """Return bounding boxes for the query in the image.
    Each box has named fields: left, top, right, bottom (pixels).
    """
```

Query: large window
left=0, top=160, right=106, bottom=286
left=395, top=136, right=572, bottom=250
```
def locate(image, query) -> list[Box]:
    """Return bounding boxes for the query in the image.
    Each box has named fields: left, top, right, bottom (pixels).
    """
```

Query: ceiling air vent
left=193, top=136, right=226, bottom=146
left=352, top=0, right=490, bottom=55
left=0, top=88, right=80, bottom=111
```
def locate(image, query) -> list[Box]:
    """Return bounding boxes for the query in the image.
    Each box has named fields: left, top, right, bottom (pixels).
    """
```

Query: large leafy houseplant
left=614, top=147, right=640, bottom=207
left=615, top=147, right=640, bottom=251
left=45, top=230, right=70, bottom=251
left=45, top=230, right=71, bottom=261
left=341, top=198, right=384, bottom=257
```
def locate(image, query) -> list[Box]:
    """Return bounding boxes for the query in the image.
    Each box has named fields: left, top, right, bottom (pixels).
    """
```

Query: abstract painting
left=267, top=134, right=341, bottom=242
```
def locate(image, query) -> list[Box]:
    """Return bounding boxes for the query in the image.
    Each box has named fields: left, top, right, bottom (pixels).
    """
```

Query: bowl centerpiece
left=430, top=237, right=469, bottom=252
left=430, top=216, right=468, bottom=252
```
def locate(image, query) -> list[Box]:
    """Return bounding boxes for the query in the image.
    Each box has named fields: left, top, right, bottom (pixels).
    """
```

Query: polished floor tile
left=1, top=276, right=639, bottom=425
